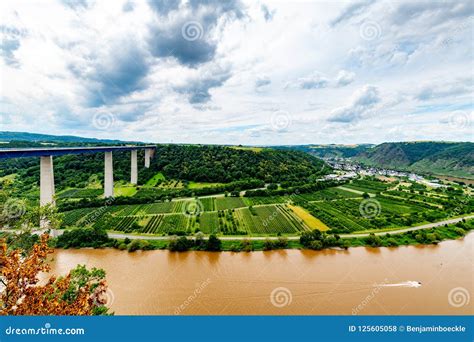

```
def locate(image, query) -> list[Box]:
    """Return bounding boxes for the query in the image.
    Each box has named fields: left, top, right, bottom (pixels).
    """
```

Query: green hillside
left=273, top=144, right=373, bottom=158
left=0, top=143, right=330, bottom=193
left=355, top=142, right=474, bottom=179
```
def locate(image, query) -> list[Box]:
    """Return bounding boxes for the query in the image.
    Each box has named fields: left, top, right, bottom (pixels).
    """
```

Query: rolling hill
left=274, top=144, right=373, bottom=158
left=0, top=131, right=131, bottom=144
left=354, top=142, right=474, bottom=179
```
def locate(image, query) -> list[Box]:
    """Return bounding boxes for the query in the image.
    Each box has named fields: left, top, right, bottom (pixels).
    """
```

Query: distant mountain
left=273, top=144, right=373, bottom=158
left=354, top=141, right=474, bottom=179
left=0, top=131, right=132, bottom=144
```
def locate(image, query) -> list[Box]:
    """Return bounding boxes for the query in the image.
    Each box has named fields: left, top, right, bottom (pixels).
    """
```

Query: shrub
left=365, top=233, right=382, bottom=247
left=127, top=239, right=151, bottom=252
left=275, top=237, right=288, bottom=248
left=206, top=235, right=222, bottom=251
left=240, top=239, right=253, bottom=252
left=168, top=236, right=192, bottom=252
left=309, top=240, right=323, bottom=250
left=55, top=226, right=111, bottom=249
left=229, top=244, right=241, bottom=252
left=263, top=239, right=275, bottom=250
left=385, top=238, right=399, bottom=247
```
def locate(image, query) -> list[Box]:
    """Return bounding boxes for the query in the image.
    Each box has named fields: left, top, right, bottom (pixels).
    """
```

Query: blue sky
left=0, top=0, right=473, bottom=144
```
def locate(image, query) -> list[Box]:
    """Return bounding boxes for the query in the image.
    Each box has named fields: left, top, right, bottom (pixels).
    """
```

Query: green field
left=145, top=172, right=166, bottom=187
left=114, top=186, right=137, bottom=197
left=60, top=178, right=473, bottom=236
left=188, top=181, right=225, bottom=189
left=216, top=197, right=246, bottom=210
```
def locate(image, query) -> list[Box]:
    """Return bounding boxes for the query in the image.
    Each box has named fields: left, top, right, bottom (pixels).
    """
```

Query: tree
left=55, top=226, right=111, bottom=248
left=206, top=235, right=222, bottom=251
left=168, top=236, right=192, bottom=252
left=362, top=192, right=370, bottom=199
left=0, top=234, right=110, bottom=315
left=267, top=183, right=278, bottom=191
left=263, top=239, right=275, bottom=250
left=365, top=233, right=382, bottom=247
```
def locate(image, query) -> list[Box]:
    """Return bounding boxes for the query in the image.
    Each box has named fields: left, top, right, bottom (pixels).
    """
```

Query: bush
left=206, top=235, right=222, bottom=251
left=267, top=183, right=278, bottom=191
left=309, top=240, right=323, bottom=250
left=240, top=239, right=253, bottom=252
left=300, top=230, right=322, bottom=247
left=275, top=237, right=288, bottom=248
left=55, top=226, right=111, bottom=249
left=127, top=240, right=141, bottom=252
left=127, top=239, right=151, bottom=252
left=168, top=236, right=193, bottom=252
left=365, top=233, right=382, bottom=247
left=229, top=244, right=241, bottom=252
left=385, top=238, right=399, bottom=247
left=263, top=239, right=275, bottom=250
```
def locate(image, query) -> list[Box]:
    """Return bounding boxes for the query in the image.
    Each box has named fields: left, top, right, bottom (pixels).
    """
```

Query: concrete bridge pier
left=144, top=148, right=153, bottom=168
left=131, top=150, right=138, bottom=185
left=104, top=152, right=114, bottom=198
left=40, top=155, right=55, bottom=206
left=40, top=155, right=55, bottom=228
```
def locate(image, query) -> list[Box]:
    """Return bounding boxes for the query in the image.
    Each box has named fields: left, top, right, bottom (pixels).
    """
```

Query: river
left=49, top=233, right=474, bottom=315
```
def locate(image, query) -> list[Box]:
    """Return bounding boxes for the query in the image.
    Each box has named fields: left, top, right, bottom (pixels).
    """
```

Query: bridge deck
left=0, top=145, right=156, bottom=159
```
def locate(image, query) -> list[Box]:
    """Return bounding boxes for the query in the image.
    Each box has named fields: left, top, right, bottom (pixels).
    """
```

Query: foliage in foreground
left=0, top=234, right=110, bottom=315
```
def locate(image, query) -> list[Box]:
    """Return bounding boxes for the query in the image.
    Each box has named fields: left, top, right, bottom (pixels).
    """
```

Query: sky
left=0, top=0, right=473, bottom=145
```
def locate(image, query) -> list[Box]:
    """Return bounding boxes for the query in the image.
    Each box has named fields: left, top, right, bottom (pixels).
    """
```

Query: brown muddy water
left=49, top=233, right=474, bottom=315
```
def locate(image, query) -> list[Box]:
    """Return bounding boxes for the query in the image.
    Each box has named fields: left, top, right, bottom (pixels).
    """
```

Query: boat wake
left=377, top=281, right=422, bottom=288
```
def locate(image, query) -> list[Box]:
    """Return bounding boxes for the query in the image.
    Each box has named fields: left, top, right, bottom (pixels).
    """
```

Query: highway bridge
left=0, top=146, right=156, bottom=221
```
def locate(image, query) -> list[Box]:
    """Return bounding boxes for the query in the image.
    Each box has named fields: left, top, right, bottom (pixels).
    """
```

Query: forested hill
left=354, top=141, right=474, bottom=179
left=0, top=131, right=129, bottom=144
left=0, top=143, right=330, bottom=191
left=274, top=144, right=373, bottom=158
left=145, top=145, right=330, bottom=183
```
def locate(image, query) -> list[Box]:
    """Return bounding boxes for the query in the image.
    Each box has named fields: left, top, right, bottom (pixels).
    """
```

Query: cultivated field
left=60, top=178, right=473, bottom=236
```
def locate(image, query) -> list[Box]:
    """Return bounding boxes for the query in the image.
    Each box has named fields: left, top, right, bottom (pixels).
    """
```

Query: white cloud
left=328, top=85, right=381, bottom=123
left=335, top=70, right=355, bottom=87
left=0, top=0, right=472, bottom=144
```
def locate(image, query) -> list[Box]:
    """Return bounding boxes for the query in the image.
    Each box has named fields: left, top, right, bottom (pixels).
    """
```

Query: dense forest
left=142, top=145, right=329, bottom=183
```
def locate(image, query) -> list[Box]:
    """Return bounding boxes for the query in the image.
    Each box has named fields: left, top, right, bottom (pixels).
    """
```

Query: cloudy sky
left=0, top=0, right=473, bottom=144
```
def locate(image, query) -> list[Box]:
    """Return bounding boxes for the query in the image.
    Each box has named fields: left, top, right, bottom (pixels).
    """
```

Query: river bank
left=51, top=218, right=473, bottom=252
